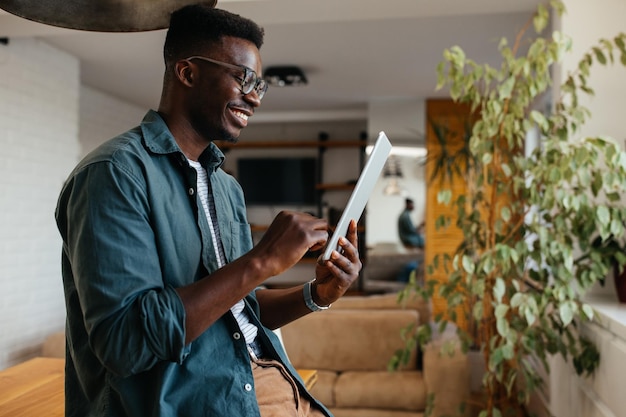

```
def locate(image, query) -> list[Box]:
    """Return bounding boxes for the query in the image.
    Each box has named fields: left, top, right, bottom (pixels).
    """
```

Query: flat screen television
left=237, top=157, right=317, bottom=205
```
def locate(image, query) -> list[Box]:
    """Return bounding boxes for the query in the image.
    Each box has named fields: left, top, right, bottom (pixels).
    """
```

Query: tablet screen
left=321, top=131, right=392, bottom=260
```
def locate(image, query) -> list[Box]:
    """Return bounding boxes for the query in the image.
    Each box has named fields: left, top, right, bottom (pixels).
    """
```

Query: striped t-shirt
left=188, top=159, right=258, bottom=345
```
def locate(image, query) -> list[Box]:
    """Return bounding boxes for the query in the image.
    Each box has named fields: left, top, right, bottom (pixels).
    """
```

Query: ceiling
left=0, top=0, right=542, bottom=121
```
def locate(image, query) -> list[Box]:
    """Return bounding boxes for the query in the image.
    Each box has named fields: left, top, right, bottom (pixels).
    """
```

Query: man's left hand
left=313, top=219, right=362, bottom=306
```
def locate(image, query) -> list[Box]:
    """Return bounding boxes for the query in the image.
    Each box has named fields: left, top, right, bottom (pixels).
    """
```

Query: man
left=55, top=5, right=361, bottom=417
left=398, top=198, right=425, bottom=248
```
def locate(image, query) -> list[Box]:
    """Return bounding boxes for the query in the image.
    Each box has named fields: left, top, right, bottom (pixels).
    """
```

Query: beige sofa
left=43, top=294, right=469, bottom=417
left=281, top=294, right=470, bottom=417
left=361, top=244, right=425, bottom=294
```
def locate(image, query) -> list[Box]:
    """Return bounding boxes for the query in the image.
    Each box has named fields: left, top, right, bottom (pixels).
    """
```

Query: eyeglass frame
left=185, top=55, right=268, bottom=99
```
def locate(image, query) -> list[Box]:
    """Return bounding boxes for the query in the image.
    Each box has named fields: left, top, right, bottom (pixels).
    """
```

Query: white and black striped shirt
left=188, top=159, right=258, bottom=345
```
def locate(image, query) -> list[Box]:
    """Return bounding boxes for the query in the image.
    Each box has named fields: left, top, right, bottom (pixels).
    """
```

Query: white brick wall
left=0, top=39, right=147, bottom=371
left=79, top=85, right=146, bottom=158
left=0, top=38, right=79, bottom=370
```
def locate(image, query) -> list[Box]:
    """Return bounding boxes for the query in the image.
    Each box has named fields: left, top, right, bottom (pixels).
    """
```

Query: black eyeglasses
left=186, top=56, right=268, bottom=100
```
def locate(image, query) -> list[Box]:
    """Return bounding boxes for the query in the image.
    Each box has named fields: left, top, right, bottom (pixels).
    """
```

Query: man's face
left=187, top=36, right=263, bottom=143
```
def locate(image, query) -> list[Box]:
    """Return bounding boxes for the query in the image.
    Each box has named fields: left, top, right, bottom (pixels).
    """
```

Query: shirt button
left=233, top=332, right=241, bottom=340
left=188, top=188, right=195, bottom=196
left=244, top=383, right=252, bottom=392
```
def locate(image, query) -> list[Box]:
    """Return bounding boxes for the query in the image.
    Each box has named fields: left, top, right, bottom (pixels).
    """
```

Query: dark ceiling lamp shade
left=0, top=0, right=217, bottom=32
left=263, top=66, right=308, bottom=87
left=383, top=155, right=403, bottom=178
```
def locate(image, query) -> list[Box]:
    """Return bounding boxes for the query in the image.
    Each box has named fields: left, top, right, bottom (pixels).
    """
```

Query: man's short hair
left=163, top=5, right=265, bottom=67
left=405, top=198, right=414, bottom=205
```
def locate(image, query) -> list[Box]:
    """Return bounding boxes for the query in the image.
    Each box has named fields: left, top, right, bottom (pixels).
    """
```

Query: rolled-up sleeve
left=59, top=159, right=189, bottom=377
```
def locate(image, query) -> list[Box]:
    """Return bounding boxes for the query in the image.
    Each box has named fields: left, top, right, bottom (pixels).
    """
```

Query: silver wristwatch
left=303, top=279, right=331, bottom=311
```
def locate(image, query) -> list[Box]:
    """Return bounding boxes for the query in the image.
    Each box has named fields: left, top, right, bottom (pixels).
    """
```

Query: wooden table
left=0, top=357, right=64, bottom=417
left=297, top=368, right=318, bottom=391
left=0, top=357, right=316, bottom=416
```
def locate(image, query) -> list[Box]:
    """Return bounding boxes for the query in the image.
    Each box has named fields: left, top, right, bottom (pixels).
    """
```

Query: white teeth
left=233, top=110, right=248, bottom=121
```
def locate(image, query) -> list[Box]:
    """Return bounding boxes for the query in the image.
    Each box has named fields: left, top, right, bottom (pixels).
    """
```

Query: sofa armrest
left=281, top=309, right=420, bottom=371
left=332, top=293, right=431, bottom=327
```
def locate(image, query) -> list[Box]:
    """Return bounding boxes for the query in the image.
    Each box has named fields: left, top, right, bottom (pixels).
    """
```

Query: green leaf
left=501, top=163, right=512, bottom=177
left=462, top=255, right=475, bottom=274
left=615, top=34, right=626, bottom=52
left=501, top=206, right=511, bottom=222
left=494, top=277, right=506, bottom=302
left=559, top=302, right=574, bottom=326
left=582, top=303, right=594, bottom=321
left=436, top=61, right=446, bottom=90
left=495, top=304, right=509, bottom=319
left=533, top=4, right=549, bottom=33
left=498, top=37, right=508, bottom=50
left=510, top=292, right=524, bottom=308
left=530, top=110, right=549, bottom=131
left=593, top=47, right=607, bottom=65
left=450, top=45, right=466, bottom=64
left=502, top=343, right=515, bottom=360
left=610, top=218, right=624, bottom=236
left=596, top=206, right=610, bottom=226
left=473, top=302, right=483, bottom=321
left=499, top=75, right=516, bottom=99
left=550, top=0, right=566, bottom=16
left=437, top=189, right=452, bottom=205
left=525, top=308, right=537, bottom=326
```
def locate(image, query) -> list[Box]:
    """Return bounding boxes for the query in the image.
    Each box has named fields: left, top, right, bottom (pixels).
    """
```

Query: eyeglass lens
left=186, top=56, right=267, bottom=99
left=242, top=70, right=268, bottom=99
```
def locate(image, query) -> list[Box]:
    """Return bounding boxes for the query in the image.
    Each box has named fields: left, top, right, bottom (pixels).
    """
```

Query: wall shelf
left=315, top=183, right=355, bottom=191
left=216, top=140, right=366, bottom=149
left=224, top=133, right=368, bottom=291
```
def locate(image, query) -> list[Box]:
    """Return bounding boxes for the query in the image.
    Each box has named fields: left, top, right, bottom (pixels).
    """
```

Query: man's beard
left=218, top=126, right=239, bottom=144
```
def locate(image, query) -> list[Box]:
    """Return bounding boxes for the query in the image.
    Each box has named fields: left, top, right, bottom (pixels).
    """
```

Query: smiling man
left=55, top=5, right=361, bottom=417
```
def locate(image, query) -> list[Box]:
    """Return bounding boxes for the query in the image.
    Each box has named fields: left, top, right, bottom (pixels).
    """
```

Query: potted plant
left=588, top=234, right=626, bottom=303
left=394, top=1, right=626, bottom=416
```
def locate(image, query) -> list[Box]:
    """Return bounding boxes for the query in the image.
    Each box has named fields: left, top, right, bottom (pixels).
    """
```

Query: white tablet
left=321, top=131, right=392, bottom=260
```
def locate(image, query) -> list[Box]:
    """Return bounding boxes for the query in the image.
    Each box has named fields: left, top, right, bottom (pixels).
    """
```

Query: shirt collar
left=140, top=110, right=225, bottom=171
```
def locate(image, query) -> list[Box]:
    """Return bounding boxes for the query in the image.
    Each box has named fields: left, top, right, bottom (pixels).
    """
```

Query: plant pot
left=614, top=266, right=626, bottom=303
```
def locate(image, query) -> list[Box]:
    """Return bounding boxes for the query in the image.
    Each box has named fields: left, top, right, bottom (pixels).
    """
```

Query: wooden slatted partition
left=425, top=99, right=475, bottom=330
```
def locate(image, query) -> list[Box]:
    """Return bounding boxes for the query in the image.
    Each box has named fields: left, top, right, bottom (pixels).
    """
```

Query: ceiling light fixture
left=383, top=177, right=406, bottom=196
left=383, top=155, right=403, bottom=179
left=263, top=66, right=308, bottom=87
left=382, top=155, right=407, bottom=196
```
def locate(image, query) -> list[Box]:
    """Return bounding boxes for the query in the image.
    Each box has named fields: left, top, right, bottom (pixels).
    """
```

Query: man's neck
left=157, top=110, right=208, bottom=161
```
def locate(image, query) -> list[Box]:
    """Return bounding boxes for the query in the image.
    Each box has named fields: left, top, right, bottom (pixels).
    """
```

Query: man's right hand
left=253, top=211, right=329, bottom=277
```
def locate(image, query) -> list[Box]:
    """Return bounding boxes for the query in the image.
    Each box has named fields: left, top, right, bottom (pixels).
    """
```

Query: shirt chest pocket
left=220, top=220, right=253, bottom=261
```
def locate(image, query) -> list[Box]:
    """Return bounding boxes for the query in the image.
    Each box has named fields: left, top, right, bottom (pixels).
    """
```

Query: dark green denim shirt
left=55, top=111, right=324, bottom=417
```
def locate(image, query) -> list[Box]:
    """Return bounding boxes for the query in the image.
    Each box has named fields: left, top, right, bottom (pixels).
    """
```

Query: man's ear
left=175, top=60, right=194, bottom=87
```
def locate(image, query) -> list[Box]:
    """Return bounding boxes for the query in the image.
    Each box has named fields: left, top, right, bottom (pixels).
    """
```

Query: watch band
left=303, top=279, right=331, bottom=311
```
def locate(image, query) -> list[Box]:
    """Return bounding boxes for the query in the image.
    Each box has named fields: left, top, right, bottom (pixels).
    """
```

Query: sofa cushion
left=363, top=247, right=424, bottom=284
left=332, top=294, right=431, bottom=326
left=309, top=370, right=337, bottom=407
left=334, top=370, right=426, bottom=411
left=282, top=309, right=419, bottom=371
